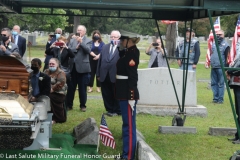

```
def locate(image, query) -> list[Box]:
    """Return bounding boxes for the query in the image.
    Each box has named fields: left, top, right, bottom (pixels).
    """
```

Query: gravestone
left=198, top=36, right=205, bottom=42
left=73, top=117, right=99, bottom=145
left=137, top=67, right=207, bottom=117
left=28, top=35, right=37, bottom=46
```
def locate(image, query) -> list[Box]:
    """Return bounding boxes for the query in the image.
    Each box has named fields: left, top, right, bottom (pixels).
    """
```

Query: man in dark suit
left=96, top=30, right=121, bottom=116
left=29, top=58, right=51, bottom=102
left=0, top=28, right=19, bottom=56
left=12, top=25, right=26, bottom=57
left=44, top=28, right=62, bottom=71
left=67, top=25, right=92, bottom=112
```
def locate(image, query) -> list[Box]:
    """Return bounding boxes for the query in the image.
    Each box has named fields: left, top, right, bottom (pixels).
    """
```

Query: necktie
left=31, top=75, right=37, bottom=96
left=14, top=35, right=16, bottom=40
left=109, top=45, right=114, bottom=59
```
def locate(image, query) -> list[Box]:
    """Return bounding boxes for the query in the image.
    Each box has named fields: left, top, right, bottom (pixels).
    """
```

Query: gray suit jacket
left=68, top=36, right=92, bottom=73
left=0, top=42, right=19, bottom=56
left=96, top=43, right=120, bottom=83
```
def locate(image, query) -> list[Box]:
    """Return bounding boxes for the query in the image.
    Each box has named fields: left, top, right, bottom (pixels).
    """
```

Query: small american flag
left=228, top=15, right=240, bottom=65
left=205, top=17, right=221, bottom=67
left=99, top=114, right=116, bottom=149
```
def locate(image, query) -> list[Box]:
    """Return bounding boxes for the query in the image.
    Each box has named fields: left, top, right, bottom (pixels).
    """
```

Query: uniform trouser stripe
left=119, top=100, right=137, bottom=160
left=128, top=103, right=133, bottom=159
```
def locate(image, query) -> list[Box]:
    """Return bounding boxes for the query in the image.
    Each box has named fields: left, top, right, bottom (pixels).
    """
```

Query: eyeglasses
left=110, top=36, right=119, bottom=38
left=1, top=34, right=7, bottom=37
left=49, top=63, right=56, bottom=65
left=216, top=34, right=223, bottom=36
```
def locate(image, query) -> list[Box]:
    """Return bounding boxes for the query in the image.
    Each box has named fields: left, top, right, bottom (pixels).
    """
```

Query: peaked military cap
left=119, top=30, right=140, bottom=44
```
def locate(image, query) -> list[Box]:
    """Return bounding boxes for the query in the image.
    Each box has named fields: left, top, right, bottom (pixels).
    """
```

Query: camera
left=152, top=43, right=159, bottom=46
left=55, top=42, right=64, bottom=47
left=49, top=34, right=56, bottom=38
left=75, top=33, right=80, bottom=36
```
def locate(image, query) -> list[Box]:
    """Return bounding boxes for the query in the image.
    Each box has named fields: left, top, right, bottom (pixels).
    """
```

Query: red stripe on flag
left=99, top=114, right=116, bottom=149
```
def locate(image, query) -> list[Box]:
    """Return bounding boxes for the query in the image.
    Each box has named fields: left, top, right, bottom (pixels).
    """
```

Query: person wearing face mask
left=43, top=28, right=62, bottom=71
left=114, top=30, right=140, bottom=160
left=209, top=30, right=230, bottom=104
left=96, top=30, right=121, bottom=116
left=44, top=58, right=67, bottom=124
left=0, top=28, right=19, bottom=56
left=88, top=30, right=105, bottom=93
left=175, top=28, right=200, bottom=71
left=29, top=58, right=51, bottom=102
left=12, top=25, right=26, bottom=57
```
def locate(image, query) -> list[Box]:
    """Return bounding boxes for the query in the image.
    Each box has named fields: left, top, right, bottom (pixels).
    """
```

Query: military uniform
left=115, top=44, right=139, bottom=160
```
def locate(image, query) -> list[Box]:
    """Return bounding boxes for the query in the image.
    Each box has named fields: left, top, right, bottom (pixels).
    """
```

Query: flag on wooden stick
left=99, top=114, right=116, bottom=149
left=205, top=16, right=221, bottom=68
left=228, top=15, right=240, bottom=65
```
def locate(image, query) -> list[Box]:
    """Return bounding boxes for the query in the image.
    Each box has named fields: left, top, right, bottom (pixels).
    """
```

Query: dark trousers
left=101, top=74, right=120, bottom=114
left=119, top=100, right=137, bottom=160
left=234, top=87, right=240, bottom=139
left=66, top=64, right=90, bottom=108
left=89, top=59, right=100, bottom=87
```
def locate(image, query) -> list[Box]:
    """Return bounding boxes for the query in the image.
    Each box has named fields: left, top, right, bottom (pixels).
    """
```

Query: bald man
left=12, top=25, right=26, bottom=57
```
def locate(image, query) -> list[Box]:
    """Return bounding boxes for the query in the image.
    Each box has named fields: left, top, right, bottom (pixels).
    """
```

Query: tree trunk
left=73, top=16, right=80, bottom=33
left=165, top=23, right=177, bottom=57
left=0, top=15, right=8, bottom=30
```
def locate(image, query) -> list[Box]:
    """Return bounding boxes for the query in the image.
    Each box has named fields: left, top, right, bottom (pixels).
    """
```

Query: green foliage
left=7, top=8, right=68, bottom=32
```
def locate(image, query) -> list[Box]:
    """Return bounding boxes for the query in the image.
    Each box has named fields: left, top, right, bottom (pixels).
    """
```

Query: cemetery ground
left=30, top=36, right=239, bottom=160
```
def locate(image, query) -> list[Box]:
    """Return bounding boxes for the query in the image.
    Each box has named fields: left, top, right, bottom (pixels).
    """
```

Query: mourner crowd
left=1, top=22, right=240, bottom=159
left=0, top=25, right=140, bottom=160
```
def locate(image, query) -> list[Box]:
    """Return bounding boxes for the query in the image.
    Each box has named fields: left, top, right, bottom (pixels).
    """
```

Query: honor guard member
left=175, top=28, right=200, bottom=71
left=226, top=57, right=240, bottom=144
left=115, top=30, right=140, bottom=160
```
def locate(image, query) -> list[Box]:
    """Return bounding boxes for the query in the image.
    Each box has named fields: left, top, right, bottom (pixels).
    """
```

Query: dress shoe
left=232, top=139, right=240, bottom=144
left=80, top=107, right=86, bottom=112
left=228, top=137, right=238, bottom=141
left=106, top=112, right=118, bottom=117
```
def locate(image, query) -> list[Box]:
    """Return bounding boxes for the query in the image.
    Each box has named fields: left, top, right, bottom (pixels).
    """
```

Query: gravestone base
left=136, top=104, right=207, bottom=117
left=208, top=127, right=236, bottom=136
left=159, top=126, right=197, bottom=134
left=72, top=118, right=99, bottom=145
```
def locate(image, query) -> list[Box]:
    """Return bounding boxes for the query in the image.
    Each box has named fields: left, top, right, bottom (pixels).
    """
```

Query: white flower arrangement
left=8, top=45, right=12, bottom=49
left=39, top=77, right=44, bottom=81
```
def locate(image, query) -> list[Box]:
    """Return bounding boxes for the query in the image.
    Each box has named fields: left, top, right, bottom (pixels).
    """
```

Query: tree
left=5, top=8, right=68, bottom=32
left=165, top=23, right=177, bottom=57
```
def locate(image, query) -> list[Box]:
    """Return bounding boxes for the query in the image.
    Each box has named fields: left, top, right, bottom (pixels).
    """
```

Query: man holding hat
left=175, top=28, right=200, bottom=71
left=115, top=30, right=140, bottom=160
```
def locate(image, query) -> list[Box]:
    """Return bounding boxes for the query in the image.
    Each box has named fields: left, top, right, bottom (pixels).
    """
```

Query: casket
left=0, top=56, right=31, bottom=98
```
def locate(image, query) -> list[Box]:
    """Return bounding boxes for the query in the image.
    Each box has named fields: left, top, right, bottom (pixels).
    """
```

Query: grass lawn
left=29, top=37, right=239, bottom=160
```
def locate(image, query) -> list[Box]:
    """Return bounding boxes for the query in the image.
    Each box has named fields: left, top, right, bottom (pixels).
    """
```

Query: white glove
left=128, top=100, right=135, bottom=115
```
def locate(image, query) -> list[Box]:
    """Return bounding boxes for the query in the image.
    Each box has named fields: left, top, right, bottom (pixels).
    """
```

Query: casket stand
left=0, top=56, right=52, bottom=150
